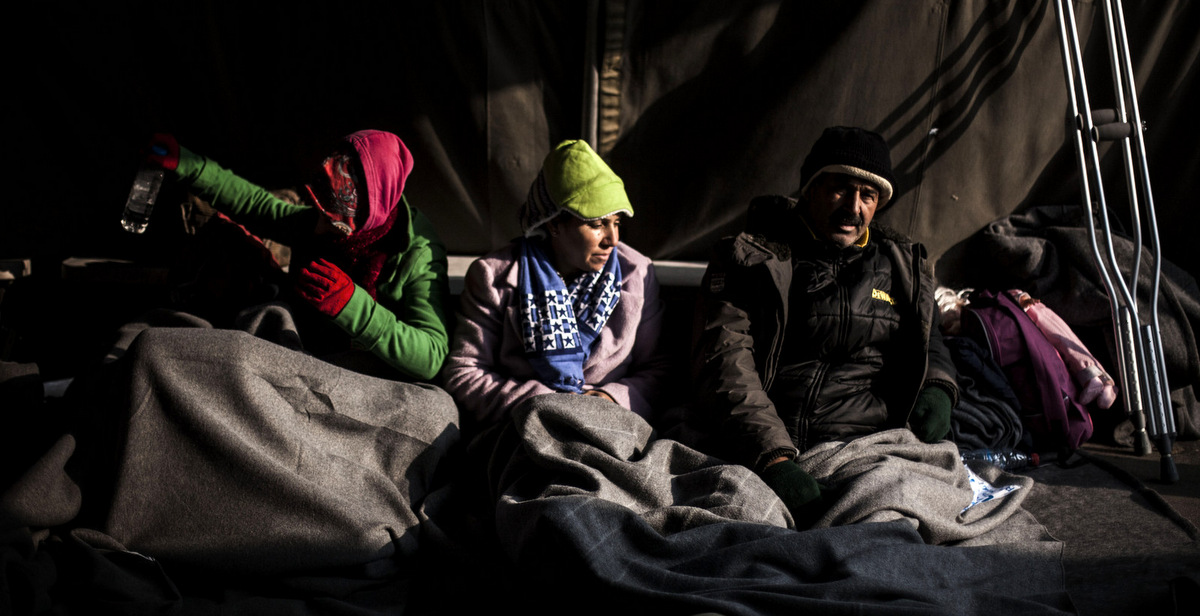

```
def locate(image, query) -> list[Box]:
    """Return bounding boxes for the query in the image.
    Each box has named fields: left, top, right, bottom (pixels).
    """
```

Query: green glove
left=760, top=459, right=831, bottom=528
left=909, top=385, right=952, bottom=443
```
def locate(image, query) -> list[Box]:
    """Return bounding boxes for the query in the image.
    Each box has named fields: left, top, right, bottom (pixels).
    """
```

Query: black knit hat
left=799, top=126, right=896, bottom=208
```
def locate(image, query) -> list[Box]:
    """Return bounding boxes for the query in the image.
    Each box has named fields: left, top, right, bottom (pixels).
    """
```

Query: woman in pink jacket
left=441, top=140, right=670, bottom=429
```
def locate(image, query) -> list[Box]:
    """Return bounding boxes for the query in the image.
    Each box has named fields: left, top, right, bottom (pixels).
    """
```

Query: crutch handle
left=1082, top=108, right=1131, bottom=141
left=1093, top=122, right=1131, bottom=141
left=1091, top=108, right=1119, bottom=124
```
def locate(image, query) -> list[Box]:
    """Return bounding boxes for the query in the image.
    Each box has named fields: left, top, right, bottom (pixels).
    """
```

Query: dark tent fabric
left=6, top=1, right=1198, bottom=269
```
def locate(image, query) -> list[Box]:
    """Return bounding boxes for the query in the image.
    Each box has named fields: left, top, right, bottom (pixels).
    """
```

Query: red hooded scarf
left=322, top=130, right=414, bottom=298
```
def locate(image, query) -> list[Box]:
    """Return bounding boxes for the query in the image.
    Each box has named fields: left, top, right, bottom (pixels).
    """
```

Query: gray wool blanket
left=45, top=310, right=468, bottom=613
left=95, top=326, right=462, bottom=576
left=485, top=393, right=1074, bottom=615
left=796, top=428, right=1045, bottom=545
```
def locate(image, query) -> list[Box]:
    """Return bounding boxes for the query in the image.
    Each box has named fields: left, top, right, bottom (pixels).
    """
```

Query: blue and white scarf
left=517, top=237, right=622, bottom=393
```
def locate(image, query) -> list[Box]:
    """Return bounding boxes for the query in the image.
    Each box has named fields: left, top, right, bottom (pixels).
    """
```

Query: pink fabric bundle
left=1007, top=290, right=1118, bottom=409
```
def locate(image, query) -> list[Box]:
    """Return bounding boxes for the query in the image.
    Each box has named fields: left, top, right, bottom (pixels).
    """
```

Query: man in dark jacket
left=690, top=126, right=958, bottom=525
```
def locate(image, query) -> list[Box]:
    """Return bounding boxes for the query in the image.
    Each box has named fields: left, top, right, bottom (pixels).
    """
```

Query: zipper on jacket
left=835, top=257, right=851, bottom=360
left=793, top=256, right=847, bottom=452
left=760, top=254, right=788, bottom=393
left=797, top=360, right=829, bottom=451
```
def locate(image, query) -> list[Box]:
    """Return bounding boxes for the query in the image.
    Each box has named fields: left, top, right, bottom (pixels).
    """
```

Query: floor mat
left=1023, top=451, right=1200, bottom=616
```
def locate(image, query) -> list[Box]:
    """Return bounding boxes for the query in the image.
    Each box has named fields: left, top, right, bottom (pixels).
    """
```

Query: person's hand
left=294, top=259, right=355, bottom=317
left=144, top=132, right=180, bottom=171
left=583, top=389, right=616, bottom=403
left=760, top=458, right=833, bottom=528
left=909, top=385, right=952, bottom=443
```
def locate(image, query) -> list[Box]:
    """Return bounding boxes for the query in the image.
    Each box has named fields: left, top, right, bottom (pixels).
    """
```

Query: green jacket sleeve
left=330, top=210, right=451, bottom=381
left=173, top=146, right=319, bottom=244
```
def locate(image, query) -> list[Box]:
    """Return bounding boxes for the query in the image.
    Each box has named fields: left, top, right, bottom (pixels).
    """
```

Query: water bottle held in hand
left=120, top=144, right=168, bottom=234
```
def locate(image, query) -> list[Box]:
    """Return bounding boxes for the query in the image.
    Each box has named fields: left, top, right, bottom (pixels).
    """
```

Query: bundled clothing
left=1008, top=289, right=1117, bottom=409
left=173, top=130, right=451, bottom=381
left=970, top=204, right=1200, bottom=440
left=690, top=194, right=959, bottom=471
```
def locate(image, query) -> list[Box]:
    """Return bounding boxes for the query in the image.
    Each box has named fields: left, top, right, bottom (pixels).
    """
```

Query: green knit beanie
left=520, top=140, right=634, bottom=236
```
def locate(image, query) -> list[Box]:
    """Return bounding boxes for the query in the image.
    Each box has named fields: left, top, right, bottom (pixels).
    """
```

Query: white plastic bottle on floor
left=961, top=448, right=1039, bottom=471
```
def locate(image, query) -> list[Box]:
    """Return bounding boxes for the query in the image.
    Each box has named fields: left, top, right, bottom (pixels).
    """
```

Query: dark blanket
left=482, top=393, right=1074, bottom=615
left=970, top=205, right=1200, bottom=440
left=945, top=335, right=1026, bottom=452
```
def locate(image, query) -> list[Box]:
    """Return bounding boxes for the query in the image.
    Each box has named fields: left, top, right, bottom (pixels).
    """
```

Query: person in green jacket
left=146, top=130, right=450, bottom=381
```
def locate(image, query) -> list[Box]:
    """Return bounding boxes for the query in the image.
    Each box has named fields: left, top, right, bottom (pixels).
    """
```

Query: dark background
left=3, top=0, right=1198, bottom=376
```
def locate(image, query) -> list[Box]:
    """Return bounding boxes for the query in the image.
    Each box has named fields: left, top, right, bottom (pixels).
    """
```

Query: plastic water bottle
left=121, top=148, right=167, bottom=233
left=961, top=448, right=1039, bottom=471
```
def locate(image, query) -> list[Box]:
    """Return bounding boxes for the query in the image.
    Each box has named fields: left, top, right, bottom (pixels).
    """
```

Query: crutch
left=1052, top=0, right=1177, bottom=483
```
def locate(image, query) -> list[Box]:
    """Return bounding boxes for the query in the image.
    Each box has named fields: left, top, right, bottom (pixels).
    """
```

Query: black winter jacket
left=690, top=195, right=958, bottom=470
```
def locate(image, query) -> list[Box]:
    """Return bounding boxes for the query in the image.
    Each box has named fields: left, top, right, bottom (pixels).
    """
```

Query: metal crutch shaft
left=1054, top=0, right=1176, bottom=482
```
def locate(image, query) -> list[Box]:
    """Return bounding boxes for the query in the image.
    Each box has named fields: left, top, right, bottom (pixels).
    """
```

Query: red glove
left=144, top=132, right=180, bottom=171
left=294, top=259, right=355, bottom=317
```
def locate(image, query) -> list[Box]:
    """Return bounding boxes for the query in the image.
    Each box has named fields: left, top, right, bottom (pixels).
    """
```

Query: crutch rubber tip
left=1159, top=455, right=1179, bottom=484
left=1134, top=429, right=1153, bottom=456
